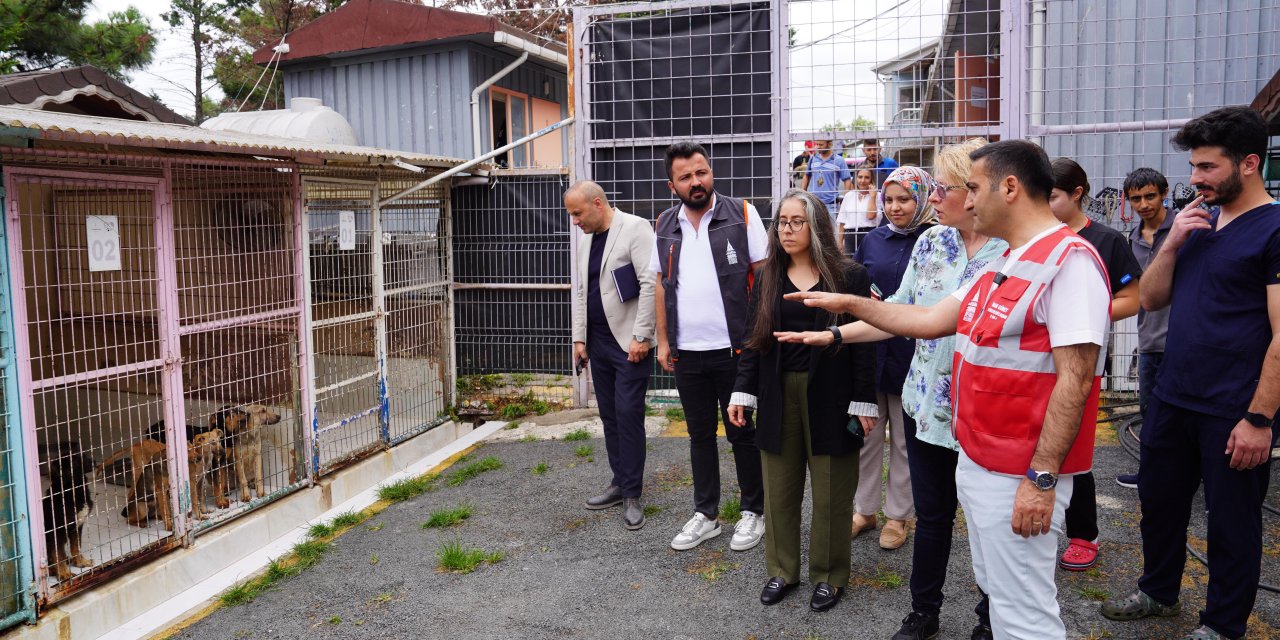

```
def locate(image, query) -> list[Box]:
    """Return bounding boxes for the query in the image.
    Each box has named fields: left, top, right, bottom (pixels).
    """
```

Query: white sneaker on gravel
left=670, top=513, right=722, bottom=550
left=731, top=510, right=765, bottom=551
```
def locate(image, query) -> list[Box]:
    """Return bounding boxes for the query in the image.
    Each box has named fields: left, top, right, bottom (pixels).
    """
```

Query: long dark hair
left=746, top=189, right=850, bottom=352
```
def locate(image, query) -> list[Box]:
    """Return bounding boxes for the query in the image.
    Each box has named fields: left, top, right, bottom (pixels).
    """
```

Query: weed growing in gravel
left=292, top=539, right=329, bottom=569
left=665, top=406, right=686, bottom=422
left=643, top=504, right=663, bottom=517
left=687, top=551, right=739, bottom=582
left=563, top=428, right=590, bottom=441
left=328, top=616, right=341, bottom=625
left=366, top=522, right=384, bottom=532
left=574, top=445, right=593, bottom=458
left=447, top=456, right=504, bottom=486
left=719, top=497, right=742, bottom=525
left=377, top=474, right=436, bottom=502
left=331, top=510, right=362, bottom=528
left=876, top=566, right=904, bottom=589
left=503, top=420, right=521, bottom=430
left=220, top=581, right=256, bottom=606
left=644, top=404, right=659, bottom=416
left=1081, top=627, right=1115, bottom=640
left=266, top=558, right=298, bottom=581
left=370, top=554, right=379, bottom=565
left=307, top=521, right=334, bottom=539
left=1076, top=586, right=1110, bottom=601
left=436, top=539, right=503, bottom=574
left=423, top=503, right=475, bottom=528
left=518, top=434, right=538, bottom=442
left=372, top=592, right=394, bottom=605
left=532, top=461, right=549, bottom=475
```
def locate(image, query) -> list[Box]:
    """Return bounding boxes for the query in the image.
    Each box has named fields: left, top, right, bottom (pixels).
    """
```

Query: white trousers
left=956, top=450, right=1074, bottom=640
left=854, top=392, right=914, bottom=520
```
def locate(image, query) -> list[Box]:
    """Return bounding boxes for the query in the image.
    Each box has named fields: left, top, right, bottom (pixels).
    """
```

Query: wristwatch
left=1025, top=469, right=1058, bottom=491
left=634, top=335, right=649, bottom=344
left=828, top=325, right=843, bottom=346
left=1245, top=411, right=1274, bottom=429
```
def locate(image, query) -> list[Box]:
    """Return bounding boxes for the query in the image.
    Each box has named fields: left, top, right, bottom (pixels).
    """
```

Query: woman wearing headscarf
left=847, top=165, right=937, bottom=550
left=728, top=189, right=877, bottom=612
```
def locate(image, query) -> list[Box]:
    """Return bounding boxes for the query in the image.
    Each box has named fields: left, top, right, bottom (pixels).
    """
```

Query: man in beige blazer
left=568, top=181, right=657, bottom=530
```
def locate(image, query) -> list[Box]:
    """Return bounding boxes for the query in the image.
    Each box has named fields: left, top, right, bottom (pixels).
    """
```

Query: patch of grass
left=372, top=592, right=394, bottom=605
left=532, top=461, right=549, bottom=475
left=510, top=373, right=535, bottom=386
left=1081, top=627, right=1115, bottom=640
left=503, top=420, right=521, bottom=430
left=423, top=503, right=474, bottom=528
left=574, top=445, right=593, bottom=458
left=265, top=557, right=299, bottom=581
left=446, top=456, right=504, bottom=486
left=327, top=616, right=341, bottom=625
left=518, top=434, right=538, bottom=442
left=530, top=398, right=551, bottom=415
left=876, top=566, right=904, bottom=589
left=369, top=554, right=379, bottom=565
left=687, top=550, right=739, bottom=582
left=220, top=581, right=257, bottom=606
left=499, top=403, right=529, bottom=420
left=376, top=474, right=435, bottom=502
left=331, top=510, right=362, bottom=529
left=1076, top=586, right=1110, bottom=601
left=366, top=522, right=384, bottom=532
left=435, top=539, right=503, bottom=574
left=719, top=496, right=742, bottom=525
left=643, top=504, right=663, bottom=517
left=307, top=522, right=334, bottom=539
left=292, top=539, right=329, bottom=569
left=563, top=428, right=590, bottom=441
left=664, top=406, right=686, bottom=422
left=644, top=404, right=659, bottom=416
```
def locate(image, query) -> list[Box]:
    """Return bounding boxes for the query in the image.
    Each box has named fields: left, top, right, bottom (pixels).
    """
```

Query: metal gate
left=5, top=168, right=184, bottom=604
left=303, top=177, right=385, bottom=473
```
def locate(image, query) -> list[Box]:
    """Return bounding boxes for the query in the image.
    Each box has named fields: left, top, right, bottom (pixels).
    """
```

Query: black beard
left=1201, top=166, right=1244, bottom=206
left=678, top=187, right=712, bottom=210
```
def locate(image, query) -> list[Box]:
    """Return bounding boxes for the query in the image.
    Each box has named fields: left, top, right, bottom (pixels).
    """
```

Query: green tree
left=163, top=0, right=252, bottom=123
left=212, top=0, right=341, bottom=113
left=0, top=0, right=156, bottom=79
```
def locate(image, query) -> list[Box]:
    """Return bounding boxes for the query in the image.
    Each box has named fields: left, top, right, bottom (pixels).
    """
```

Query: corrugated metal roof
left=0, top=105, right=468, bottom=168
left=0, top=65, right=190, bottom=125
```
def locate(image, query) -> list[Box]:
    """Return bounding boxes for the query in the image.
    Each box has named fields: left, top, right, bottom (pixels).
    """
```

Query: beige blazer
left=572, top=209, right=657, bottom=352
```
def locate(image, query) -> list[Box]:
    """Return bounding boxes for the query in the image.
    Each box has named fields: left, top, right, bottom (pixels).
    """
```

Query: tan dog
left=224, top=405, right=282, bottom=503
left=99, top=439, right=172, bottom=530
left=187, top=429, right=223, bottom=520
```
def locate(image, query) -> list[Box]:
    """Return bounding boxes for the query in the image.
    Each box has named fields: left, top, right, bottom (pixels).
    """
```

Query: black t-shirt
left=587, top=230, right=612, bottom=343
left=1077, top=220, right=1142, bottom=295
left=779, top=275, right=821, bottom=372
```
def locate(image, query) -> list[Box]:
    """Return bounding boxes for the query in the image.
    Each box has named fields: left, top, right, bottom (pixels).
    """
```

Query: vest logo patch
left=725, top=243, right=739, bottom=266
left=962, top=297, right=979, bottom=323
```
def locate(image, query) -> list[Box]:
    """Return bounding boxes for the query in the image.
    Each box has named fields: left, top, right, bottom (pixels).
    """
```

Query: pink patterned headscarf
left=880, top=166, right=939, bottom=235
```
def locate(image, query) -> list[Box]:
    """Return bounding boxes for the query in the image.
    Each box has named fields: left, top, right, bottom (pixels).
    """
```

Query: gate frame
left=3, top=166, right=189, bottom=605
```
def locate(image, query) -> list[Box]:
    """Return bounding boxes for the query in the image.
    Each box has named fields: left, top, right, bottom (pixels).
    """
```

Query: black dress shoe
left=586, top=485, right=623, bottom=510
left=970, top=623, right=993, bottom=640
left=759, top=577, right=798, bottom=605
left=623, top=498, right=645, bottom=530
left=809, top=582, right=843, bottom=611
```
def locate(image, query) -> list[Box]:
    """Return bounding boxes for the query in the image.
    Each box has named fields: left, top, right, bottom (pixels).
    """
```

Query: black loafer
left=809, top=582, right=843, bottom=612
left=970, top=623, right=993, bottom=640
left=759, top=577, right=797, bottom=605
left=585, top=485, right=623, bottom=510
left=623, top=498, right=645, bottom=530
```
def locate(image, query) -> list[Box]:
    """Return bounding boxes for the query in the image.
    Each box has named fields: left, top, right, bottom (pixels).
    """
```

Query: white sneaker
left=730, top=510, right=765, bottom=551
left=670, top=512, right=722, bottom=550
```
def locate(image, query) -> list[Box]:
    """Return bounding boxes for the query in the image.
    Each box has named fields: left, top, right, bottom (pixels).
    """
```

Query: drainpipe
left=472, top=52, right=529, bottom=157
left=1029, top=0, right=1048, bottom=143
left=380, top=116, right=574, bottom=207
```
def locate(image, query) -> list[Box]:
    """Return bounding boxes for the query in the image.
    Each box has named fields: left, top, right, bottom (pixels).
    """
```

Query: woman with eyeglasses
left=727, top=189, right=877, bottom=612
left=777, top=141, right=1006, bottom=640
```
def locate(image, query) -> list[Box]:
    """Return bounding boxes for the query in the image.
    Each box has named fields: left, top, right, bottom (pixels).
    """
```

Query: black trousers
left=904, top=421, right=990, bottom=625
left=1063, top=472, right=1099, bottom=541
left=588, top=337, right=652, bottom=498
left=1137, top=396, right=1273, bottom=639
left=674, top=348, right=764, bottom=518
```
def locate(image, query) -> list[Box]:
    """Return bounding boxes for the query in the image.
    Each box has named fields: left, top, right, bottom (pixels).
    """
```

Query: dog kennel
left=0, top=107, right=460, bottom=609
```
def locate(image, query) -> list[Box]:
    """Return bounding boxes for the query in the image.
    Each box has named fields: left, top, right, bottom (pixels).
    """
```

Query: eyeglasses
left=776, top=219, right=808, bottom=232
left=932, top=183, right=968, bottom=198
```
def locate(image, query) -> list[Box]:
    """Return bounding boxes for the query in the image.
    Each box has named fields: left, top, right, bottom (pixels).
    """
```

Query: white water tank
left=202, top=97, right=359, bottom=145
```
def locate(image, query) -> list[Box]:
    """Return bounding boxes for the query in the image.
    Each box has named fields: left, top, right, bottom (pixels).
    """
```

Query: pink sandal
left=1059, top=538, right=1099, bottom=571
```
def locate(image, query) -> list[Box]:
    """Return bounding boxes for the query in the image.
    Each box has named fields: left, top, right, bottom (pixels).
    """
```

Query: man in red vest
left=787, top=139, right=1110, bottom=639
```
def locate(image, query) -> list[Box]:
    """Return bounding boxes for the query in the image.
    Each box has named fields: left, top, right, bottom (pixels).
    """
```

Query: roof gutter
left=492, top=31, right=568, bottom=68
left=471, top=51, right=528, bottom=158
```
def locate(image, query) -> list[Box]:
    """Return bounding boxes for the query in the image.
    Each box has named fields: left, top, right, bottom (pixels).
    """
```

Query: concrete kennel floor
left=167, top=414, right=1280, bottom=640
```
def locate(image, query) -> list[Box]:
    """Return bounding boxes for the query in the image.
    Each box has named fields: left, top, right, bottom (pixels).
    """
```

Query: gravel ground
left=169, top=421, right=1280, bottom=640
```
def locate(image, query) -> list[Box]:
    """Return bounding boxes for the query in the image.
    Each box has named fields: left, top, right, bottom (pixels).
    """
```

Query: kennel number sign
left=338, top=210, right=356, bottom=251
left=86, top=215, right=122, bottom=272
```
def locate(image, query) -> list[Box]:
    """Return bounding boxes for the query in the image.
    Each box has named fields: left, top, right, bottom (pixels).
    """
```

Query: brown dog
left=99, top=439, right=172, bottom=530
left=187, top=429, right=223, bottom=520
left=224, top=405, right=282, bottom=503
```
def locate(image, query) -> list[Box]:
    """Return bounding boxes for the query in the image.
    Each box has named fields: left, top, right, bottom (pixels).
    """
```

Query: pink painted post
left=291, top=169, right=315, bottom=483
left=156, top=165, right=191, bottom=543
left=4, top=171, right=49, bottom=601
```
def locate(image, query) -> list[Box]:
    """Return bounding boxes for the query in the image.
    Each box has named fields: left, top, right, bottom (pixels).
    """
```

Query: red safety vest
left=952, top=226, right=1110, bottom=476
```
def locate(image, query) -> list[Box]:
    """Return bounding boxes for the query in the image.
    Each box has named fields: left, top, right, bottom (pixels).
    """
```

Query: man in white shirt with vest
left=786, top=139, right=1111, bottom=640
left=653, top=142, right=770, bottom=552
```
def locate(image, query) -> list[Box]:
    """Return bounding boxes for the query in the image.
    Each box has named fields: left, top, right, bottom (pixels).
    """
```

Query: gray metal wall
left=282, top=43, right=569, bottom=161
left=1039, top=0, right=1280, bottom=194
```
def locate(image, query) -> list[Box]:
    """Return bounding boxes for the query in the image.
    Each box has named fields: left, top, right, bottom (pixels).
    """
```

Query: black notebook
left=612, top=263, right=641, bottom=303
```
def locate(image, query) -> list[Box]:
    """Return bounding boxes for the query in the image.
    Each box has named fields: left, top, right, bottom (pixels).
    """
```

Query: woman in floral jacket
left=776, top=139, right=1006, bottom=640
